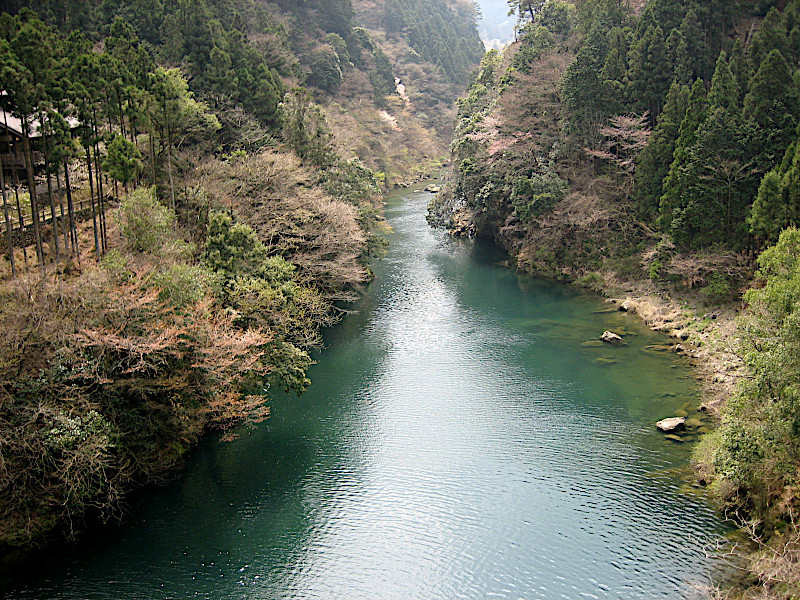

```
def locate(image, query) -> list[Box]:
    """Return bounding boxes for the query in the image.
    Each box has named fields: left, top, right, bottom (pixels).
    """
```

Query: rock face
left=656, top=417, right=686, bottom=432
left=600, top=331, right=625, bottom=345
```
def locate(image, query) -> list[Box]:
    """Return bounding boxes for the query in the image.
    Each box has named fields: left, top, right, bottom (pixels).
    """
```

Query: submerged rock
left=643, top=344, right=672, bottom=354
left=594, top=357, right=618, bottom=366
left=581, top=340, right=606, bottom=348
left=664, top=434, right=685, bottom=443
left=600, top=331, right=625, bottom=345
left=656, top=417, right=686, bottom=432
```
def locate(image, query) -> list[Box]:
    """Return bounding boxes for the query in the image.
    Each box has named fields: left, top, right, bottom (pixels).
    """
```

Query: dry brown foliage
left=199, top=151, right=370, bottom=301
left=0, top=236, right=275, bottom=546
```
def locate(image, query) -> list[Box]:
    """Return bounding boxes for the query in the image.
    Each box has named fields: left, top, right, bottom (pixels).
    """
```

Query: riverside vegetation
left=0, top=0, right=483, bottom=555
left=431, top=0, right=800, bottom=596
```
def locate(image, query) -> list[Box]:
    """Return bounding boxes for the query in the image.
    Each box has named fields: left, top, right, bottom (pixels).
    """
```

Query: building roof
left=0, top=107, right=81, bottom=139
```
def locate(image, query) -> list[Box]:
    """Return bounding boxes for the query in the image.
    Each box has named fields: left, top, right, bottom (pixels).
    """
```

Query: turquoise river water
left=4, top=184, right=728, bottom=599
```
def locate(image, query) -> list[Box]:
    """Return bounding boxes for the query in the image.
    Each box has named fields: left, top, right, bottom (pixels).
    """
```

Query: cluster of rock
left=593, top=325, right=712, bottom=443
left=600, top=330, right=625, bottom=345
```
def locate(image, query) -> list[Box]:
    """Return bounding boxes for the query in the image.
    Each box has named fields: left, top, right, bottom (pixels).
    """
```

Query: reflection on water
left=4, top=184, right=727, bottom=600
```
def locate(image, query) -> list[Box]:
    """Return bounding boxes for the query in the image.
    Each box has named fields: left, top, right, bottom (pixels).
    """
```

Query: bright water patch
left=3, top=185, right=727, bottom=599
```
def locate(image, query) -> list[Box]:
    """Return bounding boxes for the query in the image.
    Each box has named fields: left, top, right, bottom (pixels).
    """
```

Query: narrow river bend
left=7, top=185, right=727, bottom=599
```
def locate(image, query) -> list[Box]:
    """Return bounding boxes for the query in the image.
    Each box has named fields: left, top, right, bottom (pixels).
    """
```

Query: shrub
left=117, top=188, right=175, bottom=254
left=511, top=169, right=568, bottom=222
left=101, top=249, right=132, bottom=284
left=648, top=258, right=663, bottom=280
left=574, top=272, right=604, bottom=290
left=150, top=264, right=218, bottom=308
left=700, top=272, right=732, bottom=303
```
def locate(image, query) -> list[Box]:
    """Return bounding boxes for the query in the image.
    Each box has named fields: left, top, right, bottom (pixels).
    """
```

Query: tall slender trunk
left=149, top=126, right=157, bottom=188
left=45, top=169, right=59, bottom=264
left=21, top=121, right=44, bottom=267
left=64, top=161, right=79, bottom=263
left=116, top=91, right=127, bottom=140
left=40, top=117, right=61, bottom=264
left=92, top=112, right=107, bottom=255
left=11, top=167, right=28, bottom=266
left=56, top=169, right=69, bottom=257
left=85, top=145, right=100, bottom=260
left=93, top=141, right=106, bottom=255
left=166, top=126, right=176, bottom=210
left=1, top=160, right=16, bottom=278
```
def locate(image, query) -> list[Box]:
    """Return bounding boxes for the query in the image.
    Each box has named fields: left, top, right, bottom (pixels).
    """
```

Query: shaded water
left=5, top=185, right=727, bottom=599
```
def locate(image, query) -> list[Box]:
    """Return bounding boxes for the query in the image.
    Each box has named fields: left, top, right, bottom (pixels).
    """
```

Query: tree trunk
left=150, top=127, right=157, bottom=188
left=64, top=161, right=79, bottom=263
left=1, top=160, right=16, bottom=278
left=55, top=169, right=69, bottom=257
left=40, top=120, right=61, bottom=264
left=11, top=166, right=29, bottom=266
left=94, top=141, right=107, bottom=255
left=166, top=126, right=176, bottom=210
left=45, top=169, right=60, bottom=265
left=92, top=113, right=107, bottom=255
left=85, top=146, right=100, bottom=260
left=21, top=121, right=45, bottom=267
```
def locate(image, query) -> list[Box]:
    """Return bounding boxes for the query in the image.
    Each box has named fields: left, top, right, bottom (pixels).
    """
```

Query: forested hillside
left=0, top=0, right=482, bottom=552
left=433, top=0, right=800, bottom=596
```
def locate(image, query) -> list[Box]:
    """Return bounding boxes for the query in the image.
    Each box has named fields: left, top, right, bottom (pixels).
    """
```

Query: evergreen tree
left=665, top=28, right=691, bottom=84
left=677, top=7, right=709, bottom=82
left=508, top=0, right=545, bottom=23
left=103, top=133, right=141, bottom=191
left=633, top=81, right=689, bottom=221
left=749, top=131, right=800, bottom=246
left=743, top=49, right=800, bottom=172
left=626, top=24, right=670, bottom=122
left=748, top=169, right=788, bottom=245
left=662, top=55, right=756, bottom=249
left=749, top=7, right=789, bottom=70
left=600, top=27, right=628, bottom=114
left=658, top=77, right=707, bottom=232
left=561, top=24, right=610, bottom=146
left=671, top=106, right=752, bottom=248
left=707, top=51, right=740, bottom=112
left=728, top=38, right=753, bottom=107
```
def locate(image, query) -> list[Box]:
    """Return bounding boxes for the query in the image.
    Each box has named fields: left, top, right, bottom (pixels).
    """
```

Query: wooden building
left=0, top=107, right=43, bottom=176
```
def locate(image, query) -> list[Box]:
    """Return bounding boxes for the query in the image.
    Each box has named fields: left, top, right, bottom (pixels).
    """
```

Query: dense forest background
left=0, top=0, right=483, bottom=553
left=432, top=0, right=800, bottom=596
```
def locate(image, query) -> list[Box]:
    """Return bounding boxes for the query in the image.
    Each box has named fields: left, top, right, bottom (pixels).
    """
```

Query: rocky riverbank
left=599, top=284, right=744, bottom=417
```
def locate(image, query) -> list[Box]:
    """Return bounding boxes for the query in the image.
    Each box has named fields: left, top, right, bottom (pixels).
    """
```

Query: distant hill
left=475, top=0, right=516, bottom=49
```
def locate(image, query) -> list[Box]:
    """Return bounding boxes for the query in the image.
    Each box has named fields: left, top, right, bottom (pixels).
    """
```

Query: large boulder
left=656, top=417, right=686, bottom=432
left=600, top=330, right=625, bottom=345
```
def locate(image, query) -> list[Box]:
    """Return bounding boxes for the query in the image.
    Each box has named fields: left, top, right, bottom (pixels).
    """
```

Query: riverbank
left=596, top=279, right=745, bottom=418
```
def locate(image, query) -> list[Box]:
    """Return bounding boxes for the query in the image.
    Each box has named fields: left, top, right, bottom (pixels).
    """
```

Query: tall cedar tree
left=658, top=77, right=707, bottom=232
left=633, top=81, right=690, bottom=221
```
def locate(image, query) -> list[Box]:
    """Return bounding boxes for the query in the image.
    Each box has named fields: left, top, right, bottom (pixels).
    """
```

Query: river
left=4, top=184, right=727, bottom=599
